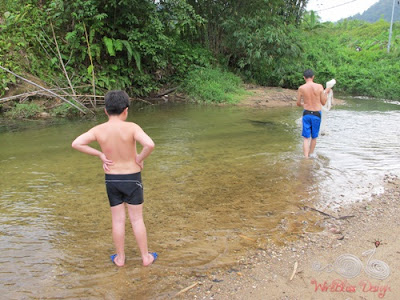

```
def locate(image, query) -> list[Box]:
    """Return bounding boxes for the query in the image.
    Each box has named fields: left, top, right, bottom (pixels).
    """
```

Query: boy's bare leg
left=127, top=204, right=155, bottom=266
left=303, top=137, right=311, bottom=158
left=309, top=138, right=317, bottom=156
left=111, top=204, right=126, bottom=267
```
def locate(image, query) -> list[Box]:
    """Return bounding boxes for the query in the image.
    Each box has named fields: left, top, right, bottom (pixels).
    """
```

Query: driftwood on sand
left=175, top=282, right=199, bottom=297
left=290, top=261, right=298, bottom=281
left=301, top=205, right=355, bottom=220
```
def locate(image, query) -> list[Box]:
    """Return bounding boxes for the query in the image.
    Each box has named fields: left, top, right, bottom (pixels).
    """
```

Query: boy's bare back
left=90, top=120, right=143, bottom=174
left=72, top=116, right=154, bottom=174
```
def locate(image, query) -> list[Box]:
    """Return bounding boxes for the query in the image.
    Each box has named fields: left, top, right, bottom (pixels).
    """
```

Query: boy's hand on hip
left=100, top=153, right=113, bottom=172
left=136, top=157, right=144, bottom=170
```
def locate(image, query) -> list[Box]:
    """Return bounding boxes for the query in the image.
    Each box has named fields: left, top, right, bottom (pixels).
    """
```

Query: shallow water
left=314, top=97, right=400, bottom=207
left=1, top=99, right=399, bottom=298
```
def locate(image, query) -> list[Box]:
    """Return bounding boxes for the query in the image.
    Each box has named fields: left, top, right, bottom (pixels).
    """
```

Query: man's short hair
left=303, top=69, right=314, bottom=79
left=105, top=90, right=130, bottom=115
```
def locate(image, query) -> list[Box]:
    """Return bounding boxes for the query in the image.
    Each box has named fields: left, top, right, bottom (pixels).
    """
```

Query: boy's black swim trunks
left=105, top=172, right=143, bottom=207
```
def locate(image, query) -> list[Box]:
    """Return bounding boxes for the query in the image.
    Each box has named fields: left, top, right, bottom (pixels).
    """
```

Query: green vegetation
left=0, top=0, right=399, bottom=119
left=182, top=67, right=248, bottom=104
left=0, top=0, right=306, bottom=105
left=50, top=103, right=80, bottom=118
left=299, top=19, right=400, bottom=99
left=5, top=103, right=42, bottom=119
left=0, top=0, right=213, bottom=98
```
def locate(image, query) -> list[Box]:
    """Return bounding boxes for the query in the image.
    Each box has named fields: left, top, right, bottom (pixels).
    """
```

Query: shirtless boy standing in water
left=72, top=90, right=157, bottom=267
left=297, top=69, right=331, bottom=158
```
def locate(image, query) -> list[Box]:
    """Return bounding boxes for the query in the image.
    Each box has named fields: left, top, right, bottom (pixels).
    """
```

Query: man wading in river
left=71, top=90, right=157, bottom=267
left=297, top=69, right=331, bottom=158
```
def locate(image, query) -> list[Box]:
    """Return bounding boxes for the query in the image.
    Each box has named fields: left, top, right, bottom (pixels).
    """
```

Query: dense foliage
left=187, top=0, right=307, bottom=86
left=0, top=0, right=307, bottom=99
left=299, top=19, right=400, bottom=99
left=1, top=0, right=212, bottom=97
left=1, top=0, right=399, bottom=112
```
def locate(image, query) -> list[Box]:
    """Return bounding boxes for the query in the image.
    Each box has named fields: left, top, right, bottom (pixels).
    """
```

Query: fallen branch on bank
left=136, top=98, right=154, bottom=105
left=156, top=86, right=178, bottom=97
left=0, top=90, right=155, bottom=108
left=0, top=65, right=90, bottom=114
left=174, top=282, right=199, bottom=297
left=0, top=91, right=46, bottom=103
left=303, top=206, right=334, bottom=218
left=0, top=68, right=179, bottom=113
left=290, top=261, right=298, bottom=281
left=0, top=86, right=91, bottom=103
left=301, top=205, right=355, bottom=220
left=78, top=95, right=154, bottom=106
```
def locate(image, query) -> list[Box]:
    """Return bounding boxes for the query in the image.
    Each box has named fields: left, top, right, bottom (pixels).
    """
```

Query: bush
left=181, top=67, right=248, bottom=103
left=4, top=103, right=43, bottom=119
left=50, top=103, right=80, bottom=118
left=292, top=19, right=400, bottom=99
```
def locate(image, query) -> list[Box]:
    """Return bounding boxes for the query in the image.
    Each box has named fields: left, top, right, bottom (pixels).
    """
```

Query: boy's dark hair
left=105, top=90, right=130, bottom=115
left=303, top=69, right=314, bottom=79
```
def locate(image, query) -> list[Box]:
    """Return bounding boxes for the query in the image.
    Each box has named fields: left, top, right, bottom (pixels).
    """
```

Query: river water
left=1, top=98, right=399, bottom=299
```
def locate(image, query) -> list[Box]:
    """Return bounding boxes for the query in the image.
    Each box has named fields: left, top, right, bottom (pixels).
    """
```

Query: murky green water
left=1, top=99, right=400, bottom=299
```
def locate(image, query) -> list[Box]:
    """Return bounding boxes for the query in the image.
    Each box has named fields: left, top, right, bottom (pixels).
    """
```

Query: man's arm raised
left=71, top=129, right=113, bottom=171
left=134, top=125, right=155, bottom=170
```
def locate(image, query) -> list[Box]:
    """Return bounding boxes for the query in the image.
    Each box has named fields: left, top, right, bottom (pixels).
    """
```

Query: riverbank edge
left=0, top=84, right=347, bottom=119
left=237, top=85, right=346, bottom=108
left=174, top=174, right=400, bottom=300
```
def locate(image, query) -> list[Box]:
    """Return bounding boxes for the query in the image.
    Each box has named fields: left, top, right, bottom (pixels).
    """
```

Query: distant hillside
left=348, top=0, right=400, bottom=22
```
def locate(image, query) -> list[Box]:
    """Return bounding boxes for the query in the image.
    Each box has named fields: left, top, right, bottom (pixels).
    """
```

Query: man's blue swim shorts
left=302, top=110, right=322, bottom=139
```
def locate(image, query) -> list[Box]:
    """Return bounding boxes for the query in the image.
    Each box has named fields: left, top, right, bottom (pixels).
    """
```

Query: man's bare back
left=297, top=81, right=327, bottom=111
left=296, top=70, right=332, bottom=158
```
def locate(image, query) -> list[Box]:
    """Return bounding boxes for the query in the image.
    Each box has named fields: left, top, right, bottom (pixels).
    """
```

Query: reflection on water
left=1, top=99, right=400, bottom=298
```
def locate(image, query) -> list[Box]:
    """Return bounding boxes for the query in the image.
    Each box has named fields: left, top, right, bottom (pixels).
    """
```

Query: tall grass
left=5, top=103, right=42, bottom=119
left=181, top=67, right=248, bottom=104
